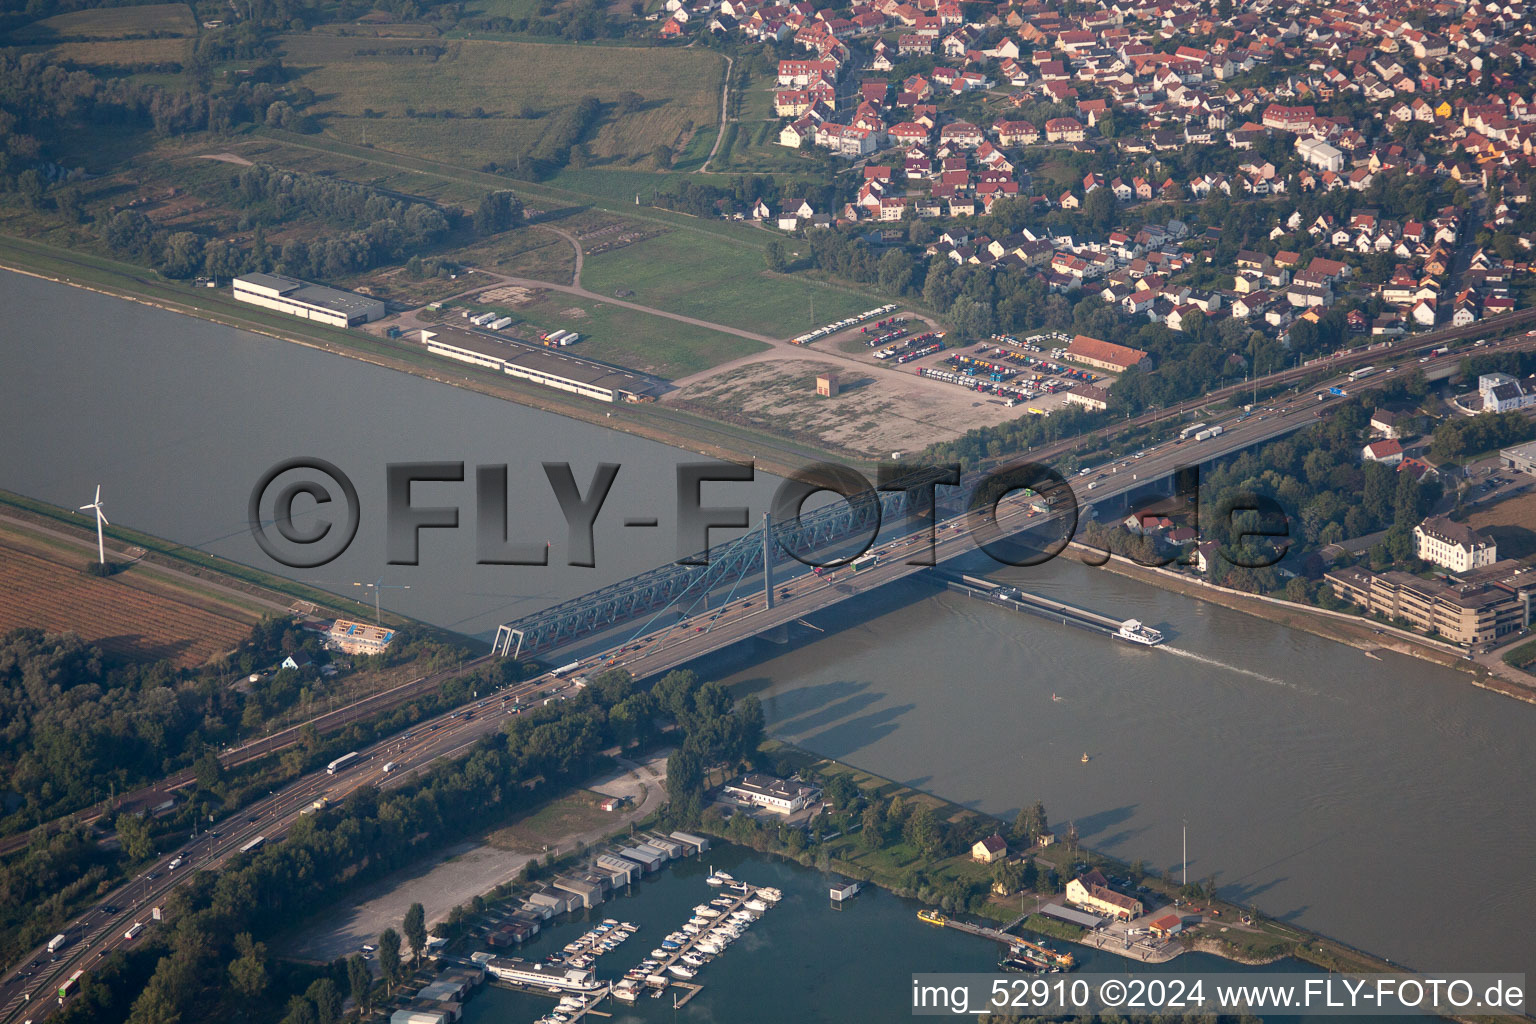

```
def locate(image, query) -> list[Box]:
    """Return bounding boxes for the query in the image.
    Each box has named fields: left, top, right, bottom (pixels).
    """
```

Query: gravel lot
left=282, top=752, right=669, bottom=962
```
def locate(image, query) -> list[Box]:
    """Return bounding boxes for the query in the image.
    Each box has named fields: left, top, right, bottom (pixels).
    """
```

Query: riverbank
left=697, top=741, right=1403, bottom=979
left=0, top=240, right=858, bottom=480
left=1061, top=542, right=1536, bottom=706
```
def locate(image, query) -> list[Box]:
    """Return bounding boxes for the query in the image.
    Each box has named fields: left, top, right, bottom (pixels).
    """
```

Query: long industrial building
left=419, top=328, right=654, bottom=403
left=232, top=273, right=386, bottom=327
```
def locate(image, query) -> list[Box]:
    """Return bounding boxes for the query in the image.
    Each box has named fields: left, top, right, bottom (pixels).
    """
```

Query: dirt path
left=700, top=54, right=734, bottom=174
left=537, top=223, right=584, bottom=287
left=666, top=311, right=943, bottom=388
left=486, top=272, right=781, bottom=345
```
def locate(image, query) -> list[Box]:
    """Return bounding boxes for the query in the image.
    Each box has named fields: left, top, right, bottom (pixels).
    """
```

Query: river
left=1, top=270, right=1532, bottom=977
left=458, top=845, right=1326, bottom=1024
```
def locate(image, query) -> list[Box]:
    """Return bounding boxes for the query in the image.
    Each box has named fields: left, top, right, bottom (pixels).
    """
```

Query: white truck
left=47, top=934, right=67, bottom=954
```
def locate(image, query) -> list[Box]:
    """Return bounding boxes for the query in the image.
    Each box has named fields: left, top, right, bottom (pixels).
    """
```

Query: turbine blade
left=94, top=484, right=101, bottom=503
left=97, top=511, right=110, bottom=526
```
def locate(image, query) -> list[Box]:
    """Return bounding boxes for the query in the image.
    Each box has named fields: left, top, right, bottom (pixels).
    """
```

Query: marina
left=456, top=846, right=1319, bottom=1024
left=470, top=871, right=780, bottom=1022
left=943, top=572, right=1165, bottom=646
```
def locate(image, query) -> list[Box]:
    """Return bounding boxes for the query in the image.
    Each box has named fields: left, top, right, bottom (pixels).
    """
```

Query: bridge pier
left=763, top=512, right=775, bottom=610
left=760, top=622, right=790, bottom=645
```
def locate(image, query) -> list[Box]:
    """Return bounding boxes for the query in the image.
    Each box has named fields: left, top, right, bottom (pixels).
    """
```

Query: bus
left=239, top=836, right=266, bottom=855
left=1348, top=365, right=1376, bottom=381
left=59, top=970, right=83, bottom=1003
left=850, top=554, right=880, bottom=572
left=327, top=752, right=360, bottom=775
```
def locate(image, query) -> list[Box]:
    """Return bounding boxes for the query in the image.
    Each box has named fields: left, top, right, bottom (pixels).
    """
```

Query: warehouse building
left=1501, top=440, right=1536, bottom=476
left=232, top=273, right=386, bottom=327
left=419, top=328, right=653, bottom=403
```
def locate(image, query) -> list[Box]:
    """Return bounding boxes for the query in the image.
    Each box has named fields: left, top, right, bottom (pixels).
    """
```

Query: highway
left=4, top=326, right=1534, bottom=1021
left=0, top=671, right=572, bottom=1024
left=552, top=331, right=1536, bottom=682
left=974, top=310, right=1536, bottom=476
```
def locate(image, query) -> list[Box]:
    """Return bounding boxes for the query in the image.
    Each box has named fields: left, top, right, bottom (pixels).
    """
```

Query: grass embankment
left=1502, top=637, right=1536, bottom=672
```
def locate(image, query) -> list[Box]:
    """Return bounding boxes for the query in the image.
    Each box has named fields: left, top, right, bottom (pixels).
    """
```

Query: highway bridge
left=493, top=328, right=1536, bottom=679
left=5, top=323, right=1534, bottom=1022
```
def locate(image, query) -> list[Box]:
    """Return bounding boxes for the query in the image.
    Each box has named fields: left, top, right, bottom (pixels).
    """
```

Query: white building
left=418, top=329, right=648, bottom=403
left=723, top=773, right=822, bottom=815
left=1479, top=373, right=1536, bottom=413
left=1296, top=136, right=1345, bottom=172
left=232, top=273, right=385, bottom=327
left=1413, top=516, right=1497, bottom=573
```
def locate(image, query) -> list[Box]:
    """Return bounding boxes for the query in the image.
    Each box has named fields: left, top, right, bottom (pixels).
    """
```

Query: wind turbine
left=78, top=485, right=109, bottom=565
left=352, top=575, right=410, bottom=624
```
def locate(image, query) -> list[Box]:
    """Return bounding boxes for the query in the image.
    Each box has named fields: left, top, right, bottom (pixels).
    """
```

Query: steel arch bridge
left=492, top=482, right=913, bottom=659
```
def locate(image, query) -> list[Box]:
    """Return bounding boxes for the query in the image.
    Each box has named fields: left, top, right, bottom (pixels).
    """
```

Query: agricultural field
left=41, top=36, right=194, bottom=65
left=11, top=3, right=195, bottom=41
left=1467, top=490, right=1536, bottom=560
left=278, top=35, right=722, bottom=169
left=579, top=229, right=880, bottom=337
left=0, top=531, right=256, bottom=668
left=460, top=0, right=545, bottom=19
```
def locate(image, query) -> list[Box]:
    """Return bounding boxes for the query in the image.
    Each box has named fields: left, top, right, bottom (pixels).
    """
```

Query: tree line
left=53, top=664, right=734, bottom=1024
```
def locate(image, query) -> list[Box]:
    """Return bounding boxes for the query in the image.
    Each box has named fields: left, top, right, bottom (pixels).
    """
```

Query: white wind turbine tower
left=78, top=485, right=109, bottom=564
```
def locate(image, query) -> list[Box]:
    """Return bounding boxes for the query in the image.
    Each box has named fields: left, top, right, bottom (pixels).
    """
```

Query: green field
left=13, top=3, right=195, bottom=40
left=465, top=289, right=765, bottom=378
left=461, top=0, right=545, bottom=18
left=579, top=230, right=880, bottom=337
left=280, top=35, right=722, bottom=168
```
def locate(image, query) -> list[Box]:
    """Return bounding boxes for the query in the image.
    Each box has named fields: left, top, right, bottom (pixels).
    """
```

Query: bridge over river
left=493, top=365, right=1390, bottom=681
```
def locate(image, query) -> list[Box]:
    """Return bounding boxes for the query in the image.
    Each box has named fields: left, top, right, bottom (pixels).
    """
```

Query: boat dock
left=609, top=874, right=778, bottom=1007
left=943, top=574, right=1127, bottom=640
left=923, top=910, right=1029, bottom=947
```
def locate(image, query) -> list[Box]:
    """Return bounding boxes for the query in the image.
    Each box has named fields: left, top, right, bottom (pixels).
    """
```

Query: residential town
left=661, top=0, right=1536, bottom=343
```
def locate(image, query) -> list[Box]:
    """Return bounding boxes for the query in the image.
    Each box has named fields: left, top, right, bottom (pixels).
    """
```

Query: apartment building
left=1323, top=566, right=1530, bottom=645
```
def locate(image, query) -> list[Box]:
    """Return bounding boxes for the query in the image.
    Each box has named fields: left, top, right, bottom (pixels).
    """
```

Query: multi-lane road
left=5, top=325, right=1534, bottom=1021
left=573, top=331, right=1536, bottom=682
left=0, top=671, right=574, bottom=1023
